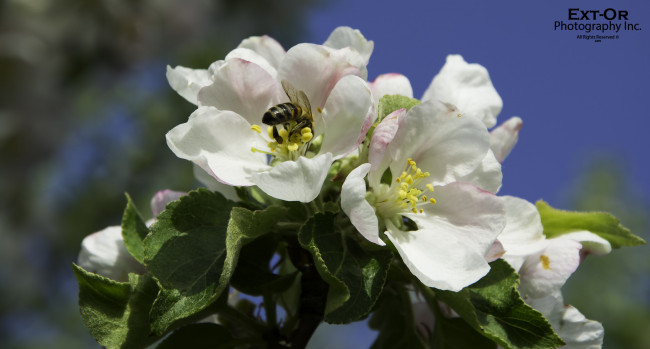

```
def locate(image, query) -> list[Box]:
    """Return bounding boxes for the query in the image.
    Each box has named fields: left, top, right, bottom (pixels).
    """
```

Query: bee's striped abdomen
left=262, top=103, right=302, bottom=126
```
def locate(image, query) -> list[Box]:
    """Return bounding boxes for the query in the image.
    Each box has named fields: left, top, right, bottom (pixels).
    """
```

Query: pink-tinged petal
left=391, top=182, right=505, bottom=291
left=318, top=75, right=373, bottom=159
left=150, top=190, right=186, bottom=218
left=370, top=73, right=413, bottom=108
left=77, top=226, right=144, bottom=282
left=225, top=47, right=278, bottom=79
left=166, top=107, right=269, bottom=187
left=367, top=108, right=405, bottom=188
left=237, top=35, right=285, bottom=69
left=198, top=59, right=282, bottom=124
left=341, top=164, right=383, bottom=245
left=389, top=100, right=491, bottom=186
left=192, top=165, right=239, bottom=202
left=422, top=55, right=502, bottom=128
left=485, top=239, right=505, bottom=262
left=499, top=196, right=547, bottom=270
left=279, top=43, right=365, bottom=111
left=166, top=65, right=213, bottom=105
left=323, top=26, right=374, bottom=65
left=560, top=230, right=612, bottom=256
left=518, top=238, right=581, bottom=299
left=454, top=149, right=502, bottom=194
left=251, top=153, right=333, bottom=203
left=490, top=116, right=522, bottom=163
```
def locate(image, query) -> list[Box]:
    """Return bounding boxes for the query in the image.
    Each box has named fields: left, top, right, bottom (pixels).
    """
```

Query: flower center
left=249, top=123, right=313, bottom=162
left=372, top=158, right=437, bottom=219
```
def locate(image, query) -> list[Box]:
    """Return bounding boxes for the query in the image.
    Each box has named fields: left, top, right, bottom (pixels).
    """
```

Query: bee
left=263, top=80, right=313, bottom=145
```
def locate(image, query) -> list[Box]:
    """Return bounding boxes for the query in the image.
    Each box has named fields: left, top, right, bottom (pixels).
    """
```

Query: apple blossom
left=166, top=28, right=374, bottom=202
left=341, top=99, right=506, bottom=291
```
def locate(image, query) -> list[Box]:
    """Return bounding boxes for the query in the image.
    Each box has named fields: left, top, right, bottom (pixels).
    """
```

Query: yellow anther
left=287, top=143, right=299, bottom=151
left=398, top=190, right=407, bottom=199
left=317, top=107, right=323, bottom=113
left=412, top=208, right=417, bottom=213
left=419, top=209, right=423, bottom=213
left=395, top=177, right=401, bottom=183
left=279, top=129, right=289, bottom=139
left=415, top=168, right=423, bottom=178
left=267, top=126, right=274, bottom=139
left=423, top=172, right=430, bottom=177
left=400, top=183, right=408, bottom=190
left=251, top=124, right=262, bottom=133
left=540, top=254, right=551, bottom=270
left=422, top=195, right=428, bottom=202
left=267, top=142, right=277, bottom=151
left=426, top=184, right=434, bottom=192
left=251, top=147, right=257, bottom=153
left=301, top=132, right=313, bottom=142
left=408, top=159, right=416, bottom=167
left=429, top=198, right=436, bottom=204
left=301, top=127, right=312, bottom=135
left=290, top=133, right=302, bottom=144
left=405, top=175, right=414, bottom=184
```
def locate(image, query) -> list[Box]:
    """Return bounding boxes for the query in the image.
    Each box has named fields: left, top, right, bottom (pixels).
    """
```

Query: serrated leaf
left=298, top=212, right=392, bottom=323
left=536, top=200, right=645, bottom=248
left=121, top=194, right=150, bottom=264
left=231, top=234, right=298, bottom=295
left=436, top=260, right=564, bottom=349
left=156, top=323, right=235, bottom=349
left=144, top=190, right=285, bottom=334
left=377, top=94, right=421, bottom=121
left=368, top=283, right=426, bottom=349
left=73, top=263, right=161, bottom=348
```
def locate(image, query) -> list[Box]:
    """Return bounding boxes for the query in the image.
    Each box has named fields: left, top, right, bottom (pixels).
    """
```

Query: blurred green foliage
left=0, top=0, right=317, bottom=347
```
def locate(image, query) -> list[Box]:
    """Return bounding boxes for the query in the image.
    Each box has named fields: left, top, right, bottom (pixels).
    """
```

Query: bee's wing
left=282, top=80, right=313, bottom=122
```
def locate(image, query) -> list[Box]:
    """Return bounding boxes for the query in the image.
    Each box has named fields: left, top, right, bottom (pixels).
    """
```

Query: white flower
left=341, top=100, right=506, bottom=291
left=166, top=28, right=374, bottom=202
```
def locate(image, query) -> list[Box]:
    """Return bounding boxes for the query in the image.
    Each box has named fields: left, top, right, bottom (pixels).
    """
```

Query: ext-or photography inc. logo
left=554, top=8, right=642, bottom=42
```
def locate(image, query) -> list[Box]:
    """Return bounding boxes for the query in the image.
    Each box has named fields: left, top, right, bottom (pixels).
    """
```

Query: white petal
left=422, top=55, right=502, bottom=128
left=77, top=226, right=144, bottom=282
left=166, top=65, right=213, bottom=105
left=490, top=116, right=522, bottom=163
left=198, top=58, right=282, bottom=125
left=323, top=26, right=374, bottom=65
left=279, top=43, right=366, bottom=111
left=237, top=35, right=285, bottom=69
left=251, top=153, right=334, bottom=202
left=499, top=196, right=547, bottom=271
left=485, top=239, right=506, bottom=262
left=518, top=238, right=581, bottom=298
left=370, top=73, right=413, bottom=108
left=368, top=108, right=405, bottom=188
left=556, top=305, right=604, bottom=349
left=166, top=107, right=269, bottom=186
left=318, top=75, right=373, bottom=159
left=454, top=149, right=502, bottom=194
left=389, top=100, right=491, bottom=186
left=341, top=164, right=383, bottom=245
left=225, top=47, right=278, bottom=79
left=558, top=230, right=612, bottom=256
left=150, top=190, right=186, bottom=217
left=193, top=164, right=240, bottom=202
left=388, top=182, right=505, bottom=291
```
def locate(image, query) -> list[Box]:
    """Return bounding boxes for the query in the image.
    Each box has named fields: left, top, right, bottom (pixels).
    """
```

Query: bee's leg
left=272, top=126, right=283, bottom=144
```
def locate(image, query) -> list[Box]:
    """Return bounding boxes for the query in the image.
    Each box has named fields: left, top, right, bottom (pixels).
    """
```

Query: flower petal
left=490, top=116, right=522, bottom=163
left=279, top=43, right=366, bottom=111
left=388, top=99, right=491, bottom=186
left=499, top=196, right=547, bottom=270
left=193, top=164, right=239, bottom=201
left=341, top=164, right=383, bottom=245
left=323, top=26, right=374, bottom=65
left=318, top=75, right=373, bottom=159
left=198, top=58, right=282, bottom=124
left=454, top=149, right=502, bottom=194
left=560, top=230, right=612, bottom=256
left=388, top=182, right=505, bottom=291
left=422, top=55, right=502, bottom=128
left=237, top=35, right=285, bottom=69
left=367, top=108, right=405, bottom=188
left=370, top=73, right=413, bottom=108
left=166, top=65, right=214, bottom=105
left=150, top=190, right=186, bottom=218
left=518, top=238, right=581, bottom=298
left=225, top=47, right=278, bottom=79
left=77, top=226, right=144, bottom=282
left=166, top=106, right=269, bottom=186
left=251, top=152, right=334, bottom=202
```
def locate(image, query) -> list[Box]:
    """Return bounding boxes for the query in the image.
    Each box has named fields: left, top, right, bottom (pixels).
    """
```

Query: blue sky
left=307, top=0, right=650, bottom=207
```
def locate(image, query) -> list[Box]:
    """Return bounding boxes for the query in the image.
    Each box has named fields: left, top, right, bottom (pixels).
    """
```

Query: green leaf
left=231, top=234, right=298, bottom=295
left=73, top=263, right=161, bottom=348
left=435, top=260, right=564, bottom=349
left=432, top=318, right=497, bottom=349
left=121, top=194, right=150, bottom=264
left=144, top=189, right=286, bottom=334
left=156, top=323, right=236, bottom=349
left=536, top=200, right=645, bottom=248
left=377, top=94, right=421, bottom=121
left=298, top=212, right=392, bottom=323
left=368, top=282, right=426, bottom=349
